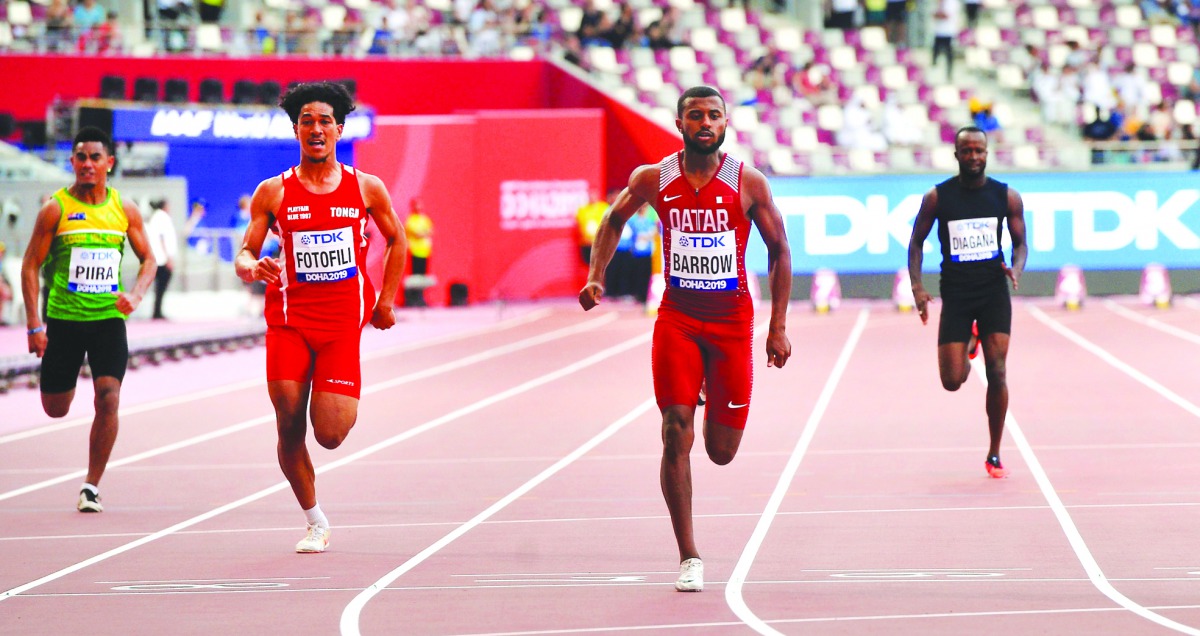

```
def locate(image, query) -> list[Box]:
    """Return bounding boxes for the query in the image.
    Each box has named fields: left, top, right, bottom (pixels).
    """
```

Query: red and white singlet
left=656, top=151, right=753, bottom=322
left=265, top=164, right=375, bottom=330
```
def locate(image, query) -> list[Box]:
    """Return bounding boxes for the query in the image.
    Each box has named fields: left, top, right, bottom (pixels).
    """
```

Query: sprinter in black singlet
left=907, top=126, right=1028, bottom=478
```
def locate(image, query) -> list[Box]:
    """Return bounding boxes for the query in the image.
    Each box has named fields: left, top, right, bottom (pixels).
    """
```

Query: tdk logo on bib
left=948, top=218, right=1000, bottom=263
left=670, top=230, right=738, bottom=291
left=293, top=229, right=357, bottom=282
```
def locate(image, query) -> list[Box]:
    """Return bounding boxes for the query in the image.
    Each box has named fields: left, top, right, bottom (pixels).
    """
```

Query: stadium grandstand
left=0, top=0, right=1197, bottom=309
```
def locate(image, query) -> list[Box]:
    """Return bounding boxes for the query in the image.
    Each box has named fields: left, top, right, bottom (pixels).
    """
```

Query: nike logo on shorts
left=663, top=194, right=682, bottom=201
left=728, top=401, right=748, bottom=409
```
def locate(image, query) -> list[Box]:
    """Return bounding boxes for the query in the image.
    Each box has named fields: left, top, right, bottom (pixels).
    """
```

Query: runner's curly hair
left=279, top=81, right=356, bottom=125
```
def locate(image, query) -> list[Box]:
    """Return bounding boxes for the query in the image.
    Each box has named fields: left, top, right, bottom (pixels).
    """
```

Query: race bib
left=292, top=229, right=357, bottom=283
left=68, top=247, right=121, bottom=293
left=669, top=230, right=737, bottom=291
left=948, top=218, right=1000, bottom=263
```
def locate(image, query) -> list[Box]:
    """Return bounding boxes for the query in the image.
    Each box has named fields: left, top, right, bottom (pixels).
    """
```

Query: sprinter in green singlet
left=20, top=126, right=157, bottom=512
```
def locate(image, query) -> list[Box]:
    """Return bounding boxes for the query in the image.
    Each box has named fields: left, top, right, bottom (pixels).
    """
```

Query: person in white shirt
left=146, top=198, right=178, bottom=320
left=932, top=0, right=961, bottom=82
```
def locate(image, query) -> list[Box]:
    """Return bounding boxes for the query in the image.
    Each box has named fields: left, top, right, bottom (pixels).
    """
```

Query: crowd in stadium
left=3, top=0, right=1200, bottom=172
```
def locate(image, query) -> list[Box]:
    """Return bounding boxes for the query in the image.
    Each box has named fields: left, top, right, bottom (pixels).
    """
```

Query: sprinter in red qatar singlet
left=235, top=82, right=407, bottom=554
left=267, top=164, right=375, bottom=331
left=579, top=87, right=793, bottom=592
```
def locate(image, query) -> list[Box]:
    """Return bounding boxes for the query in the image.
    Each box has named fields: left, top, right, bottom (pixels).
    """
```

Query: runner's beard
left=683, top=130, right=726, bottom=155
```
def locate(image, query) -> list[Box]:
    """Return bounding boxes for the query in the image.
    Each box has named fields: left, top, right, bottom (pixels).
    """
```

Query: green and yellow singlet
left=45, top=186, right=129, bottom=321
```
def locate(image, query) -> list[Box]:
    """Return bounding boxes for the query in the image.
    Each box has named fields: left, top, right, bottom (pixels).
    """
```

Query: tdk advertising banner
left=748, top=173, right=1200, bottom=274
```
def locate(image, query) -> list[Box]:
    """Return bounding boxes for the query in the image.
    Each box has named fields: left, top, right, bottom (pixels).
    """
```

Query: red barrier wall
left=357, top=110, right=603, bottom=305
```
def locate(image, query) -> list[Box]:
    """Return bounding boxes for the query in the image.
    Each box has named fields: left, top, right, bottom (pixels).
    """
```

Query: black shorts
left=938, top=283, right=1011, bottom=346
left=41, top=317, right=129, bottom=393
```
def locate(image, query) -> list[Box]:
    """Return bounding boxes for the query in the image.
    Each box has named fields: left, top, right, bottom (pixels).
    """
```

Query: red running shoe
left=985, top=455, right=1008, bottom=479
left=969, top=322, right=980, bottom=360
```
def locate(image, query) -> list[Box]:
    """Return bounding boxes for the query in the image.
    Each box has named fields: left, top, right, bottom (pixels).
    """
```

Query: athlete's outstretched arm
left=908, top=187, right=939, bottom=325
left=117, top=199, right=158, bottom=315
left=235, top=177, right=283, bottom=285
left=1005, top=187, right=1027, bottom=291
left=744, top=168, right=792, bottom=368
left=579, top=166, right=656, bottom=310
left=362, top=173, right=406, bottom=330
left=20, top=199, right=61, bottom=356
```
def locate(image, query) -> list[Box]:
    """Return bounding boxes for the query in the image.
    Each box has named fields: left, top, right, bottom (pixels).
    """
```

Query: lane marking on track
left=0, top=308, right=552, bottom=445
left=338, top=397, right=658, bottom=636
left=15, top=498, right=1200, bottom=543
left=1029, top=305, right=1200, bottom=419
left=725, top=308, right=870, bottom=636
left=0, top=313, right=618, bottom=504
left=0, top=328, right=651, bottom=603
left=974, top=308, right=1200, bottom=635
left=429, top=603, right=1200, bottom=635
left=1103, top=299, right=1200, bottom=346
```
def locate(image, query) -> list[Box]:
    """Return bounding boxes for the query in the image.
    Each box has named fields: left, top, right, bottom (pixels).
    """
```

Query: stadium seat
left=163, top=78, right=189, bottom=103
left=195, top=23, right=224, bottom=53
left=259, top=80, right=282, bottom=105
left=231, top=80, right=258, bottom=105
left=133, top=77, right=160, bottom=102
left=6, top=1, right=31, bottom=27
left=198, top=78, right=224, bottom=104
left=100, top=75, right=127, bottom=100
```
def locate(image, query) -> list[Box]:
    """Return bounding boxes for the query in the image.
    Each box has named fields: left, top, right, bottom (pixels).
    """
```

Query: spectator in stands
left=74, top=0, right=107, bottom=33
left=578, top=0, right=607, bottom=46
left=1082, top=63, right=1117, bottom=115
left=514, top=4, right=552, bottom=52
left=828, top=0, right=859, bottom=30
left=467, top=1, right=502, bottom=57
left=1141, top=0, right=1176, bottom=24
left=970, top=98, right=1004, bottom=144
left=198, top=0, right=224, bottom=24
left=562, top=34, right=586, bottom=69
left=965, top=0, right=983, bottom=29
left=745, top=47, right=784, bottom=93
left=931, top=0, right=961, bottom=82
left=1063, top=40, right=1091, bottom=71
left=156, top=0, right=192, bottom=24
left=883, top=95, right=921, bottom=146
left=643, top=19, right=676, bottom=49
left=327, top=9, right=364, bottom=56
left=885, top=0, right=909, bottom=47
left=78, top=10, right=122, bottom=54
left=368, top=16, right=395, bottom=55
left=1148, top=102, right=1185, bottom=161
left=838, top=95, right=888, bottom=151
left=864, top=0, right=886, bottom=26
left=249, top=10, right=277, bottom=54
left=792, top=61, right=837, bottom=106
left=1114, top=63, right=1152, bottom=118
left=293, top=9, right=321, bottom=55
left=1082, top=106, right=1120, bottom=164
left=45, top=0, right=73, bottom=52
left=605, top=3, right=637, bottom=49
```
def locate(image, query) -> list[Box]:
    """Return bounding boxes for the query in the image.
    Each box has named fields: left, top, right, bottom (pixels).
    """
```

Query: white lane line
left=1029, top=305, right=1200, bottom=419
left=95, top=576, right=329, bottom=584
left=972, top=314, right=1200, bottom=635
left=0, top=308, right=552, bottom=445
left=725, top=308, right=870, bottom=636
left=338, top=397, right=658, bottom=636
left=0, top=330, right=652, bottom=603
left=0, top=314, right=617, bottom=504
left=1103, top=299, right=1200, bottom=346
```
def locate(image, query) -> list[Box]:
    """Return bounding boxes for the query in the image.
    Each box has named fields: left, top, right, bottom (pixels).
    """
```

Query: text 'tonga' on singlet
left=266, top=164, right=376, bottom=330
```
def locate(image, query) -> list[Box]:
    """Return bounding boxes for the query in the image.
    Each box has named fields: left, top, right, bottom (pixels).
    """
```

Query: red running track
left=2, top=296, right=1200, bottom=635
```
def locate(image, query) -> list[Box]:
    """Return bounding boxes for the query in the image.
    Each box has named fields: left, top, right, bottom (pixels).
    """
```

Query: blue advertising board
left=112, top=105, right=373, bottom=143
left=747, top=172, right=1200, bottom=274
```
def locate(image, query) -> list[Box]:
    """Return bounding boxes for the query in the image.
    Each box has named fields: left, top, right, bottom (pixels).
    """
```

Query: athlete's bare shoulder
left=251, top=173, right=285, bottom=213
left=627, top=163, right=661, bottom=203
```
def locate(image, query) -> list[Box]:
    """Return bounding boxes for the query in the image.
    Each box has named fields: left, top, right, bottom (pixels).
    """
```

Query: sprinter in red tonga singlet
left=236, top=82, right=407, bottom=555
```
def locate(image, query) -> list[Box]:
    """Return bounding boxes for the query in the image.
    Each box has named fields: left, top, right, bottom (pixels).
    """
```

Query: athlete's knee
left=314, top=431, right=345, bottom=450
left=705, top=442, right=736, bottom=466
left=661, top=411, right=694, bottom=456
left=940, top=373, right=965, bottom=392
left=42, top=401, right=70, bottom=418
left=985, top=359, right=1007, bottom=386
left=93, top=386, right=120, bottom=415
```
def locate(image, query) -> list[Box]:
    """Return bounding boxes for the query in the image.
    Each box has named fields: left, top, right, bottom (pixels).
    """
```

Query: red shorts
left=651, top=306, right=754, bottom=429
left=266, top=324, right=363, bottom=398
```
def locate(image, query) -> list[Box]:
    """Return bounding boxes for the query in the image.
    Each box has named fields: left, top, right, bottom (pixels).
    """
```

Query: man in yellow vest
left=20, top=126, right=157, bottom=512
left=404, top=197, right=434, bottom=306
left=576, top=188, right=608, bottom=266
